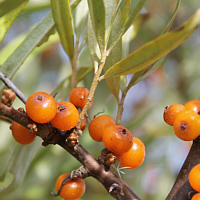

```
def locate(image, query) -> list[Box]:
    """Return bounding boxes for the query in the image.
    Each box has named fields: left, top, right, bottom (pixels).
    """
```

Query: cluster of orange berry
left=88, top=115, right=146, bottom=170
left=163, top=100, right=200, bottom=141
left=189, top=164, right=200, bottom=200
left=11, top=87, right=90, bottom=145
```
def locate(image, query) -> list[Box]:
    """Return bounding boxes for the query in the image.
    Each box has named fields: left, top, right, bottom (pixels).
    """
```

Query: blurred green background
left=0, top=0, right=200, bottom=199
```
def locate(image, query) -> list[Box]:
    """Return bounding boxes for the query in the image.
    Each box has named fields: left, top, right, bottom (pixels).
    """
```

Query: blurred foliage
left=0, top=0, right=200, bottom=200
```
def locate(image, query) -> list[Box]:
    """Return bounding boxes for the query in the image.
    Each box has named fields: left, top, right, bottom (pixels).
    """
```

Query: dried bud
left=27, top=123, right=37, bottom=133
left=66, top=133, right=79, bottom=147
left=1, top=89, right=16, bottom=107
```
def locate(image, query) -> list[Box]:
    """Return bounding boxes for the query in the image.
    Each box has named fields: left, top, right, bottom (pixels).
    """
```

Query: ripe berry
left=55, top=173, right=85, bottom=199
left=163, top=103, right=186, bottom=126
left=25, top=92, right=57, bottom=123
left=11, top=121, right=36, bottom=145
left=117, top=137, right=145, bottom=169
left=50, top=102, right=79, bottom=131
left=184, top=100, right=200, bottom=114
left=69, top=87, right=93, bottom=109
left=102, top=125, right=133, bottom=154
left=189, top=164, right=200, bottom=192
left=191, top=193, right=200, bottom=200
left=173, top=110, right=200, bottom=141
left=89, top=115, right=116, bottom=142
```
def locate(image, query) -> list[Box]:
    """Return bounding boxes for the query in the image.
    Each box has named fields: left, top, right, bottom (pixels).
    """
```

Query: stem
left=71, top=40, right=79, bottom=89
left=166, top=138, right=200, bottom=200
left=116, top=89, right=127, bottom=125
left=0, top=72, right=27, bottom=103
left=77, top=51, right=108, bottom=128
left=0, top=102, right=141, bottom=200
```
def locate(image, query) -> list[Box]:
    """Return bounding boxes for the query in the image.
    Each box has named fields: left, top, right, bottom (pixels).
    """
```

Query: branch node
left=66, top=132, right=79, bottom=147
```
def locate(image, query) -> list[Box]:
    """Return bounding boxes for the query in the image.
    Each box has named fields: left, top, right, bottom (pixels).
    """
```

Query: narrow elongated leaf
left=0, top=172, right=14, bottom=192
left=74, top=0, right=88, bottom=40
left=70, top=0, right=82, bottom=11
left=0, top=0, right=28, bottom=18
left=160, top=0, right=181, bottom=35
left=51, top=0, right=74, bottom=63
left=104, top=9, right=200, bottom=78
left=121, top=0, right=131, bottom=25
left=125, top=0, right=180, bottom=91
left=0, top=12, right=55, bottom=92
left=103, top=0, right=121, bottom=101
left=87, top=0, right=105, bottom=55
left=0, top=138, right=41, bottom=195
left=0, top=1, right=28, bottom=43
left=87, top=14, right=101, bottom=67
left=108, top=0, right=146, bottom=53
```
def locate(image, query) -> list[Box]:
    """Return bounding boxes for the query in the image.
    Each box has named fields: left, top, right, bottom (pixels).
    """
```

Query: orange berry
left=173, top=110, right=200, bottom=141
left=102, top=125, right=133, bottom=154
left=117, top=137, right=145, bottom=169
left=25, top=92, right=57, bottom=123
left=50, top=102, right=79, bottom=131
left=69, top=87, right=93, bottom=109
left=55, top=173, right=85, bottom=199
left=191, top=193, right=200, bottom=200
left=12, top=121, right=36, bottom=145
left=189, top=164, right=200, bottom=192
left=88, top=115, right=116, bottom=142
left=163, top=103, right=186, bottom=126
left=184, top=100, right=200, bottom=114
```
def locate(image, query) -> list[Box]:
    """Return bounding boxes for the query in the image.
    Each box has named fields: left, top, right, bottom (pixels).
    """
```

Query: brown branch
left=0, top=101, right=141, bottom=200
left=166, top=138, right=200, bottom=200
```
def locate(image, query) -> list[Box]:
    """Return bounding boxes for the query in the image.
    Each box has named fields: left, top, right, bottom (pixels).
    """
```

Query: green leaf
left=70, top=0, right=82, bottom=11
left=121, top=0, right=131, bottom=26
left=76, top=66, right=93, bottom=84
left=74, top=0, right=88, bottom=40
left=160, top=0, right=181, bottom=35
left=87, top=0, right=106, bottom=55
left=0, top=172, right=14, bottom=192
left=0, top=1, right=28, bottom=43
left=0, top=0, right=28, bottom=18
left=104, top=9, right=200, bottom=78
left=103, top=0, right=121, bottom=101
left=51, top=0, right=74, bottom=63
left=125, top=0, right=181, bottom=91
left=0, top=138, right=41, bottom=195
left=108, top=0, right=146, bottom=53
left=0, top=12, right=56, bottom=92
left=87, top=14, right=101, bottom=67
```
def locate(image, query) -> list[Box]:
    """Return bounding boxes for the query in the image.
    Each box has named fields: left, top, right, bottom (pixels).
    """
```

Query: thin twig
left=77, top=51, right=108, bottom=129
left=0, top=72, right=27, bottom=103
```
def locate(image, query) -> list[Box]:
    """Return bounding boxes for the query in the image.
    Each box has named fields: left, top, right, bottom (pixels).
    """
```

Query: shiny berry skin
left=25, top=92, right=57, bottom=123
left=55, top=173, right=85, bottom=199
left=89, top=115, right=116, bottom=142
left=191, top=193, right=200, bottom=200
left=163, top=103, right=186, bottom=126
left=117, top=137, right=145, bottom=169
left=173, top=110, right=200, bottom=141
left=102, top=125, right=133, bottom=154
left=12, top=121, right=36, bottom=145
left=184, top=100, right=200, bottom=114
left=69, top=87, right=93, bottom=109
left=189, top=164, right=200, bottom=192
left=50, top=102, right=79, bottom=131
